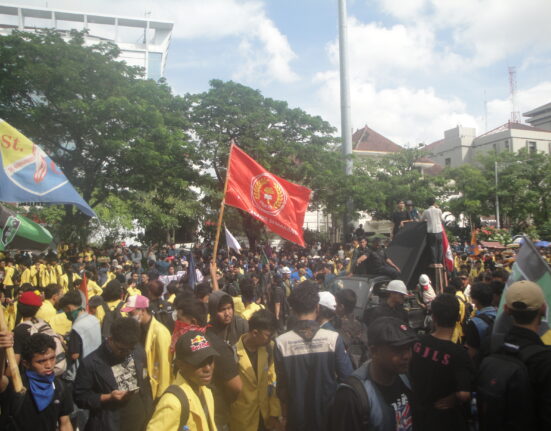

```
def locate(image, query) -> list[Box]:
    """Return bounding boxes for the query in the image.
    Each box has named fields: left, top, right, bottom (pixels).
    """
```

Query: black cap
left=175, top=331, right=219, bottom=367
left=368, top=317, right=417, bottom=347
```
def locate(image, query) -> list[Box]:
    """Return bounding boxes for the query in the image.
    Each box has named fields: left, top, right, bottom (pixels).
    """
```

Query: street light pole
left=338, top=0, right=353, bottom=241
left=338, top=0, right=353, bottom=176
left=495, top=161, right=500, bottom=229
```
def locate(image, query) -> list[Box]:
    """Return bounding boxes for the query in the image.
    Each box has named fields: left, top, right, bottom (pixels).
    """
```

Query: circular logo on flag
left=250, top=173, right=288, bottom=216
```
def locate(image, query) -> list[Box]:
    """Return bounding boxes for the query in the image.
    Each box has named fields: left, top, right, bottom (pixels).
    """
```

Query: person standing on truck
left=364, top=280, right=409, bottom=327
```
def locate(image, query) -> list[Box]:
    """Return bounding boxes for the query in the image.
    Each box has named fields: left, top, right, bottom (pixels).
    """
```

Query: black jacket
left=73, top=342, right=153, bottom=431
left=505, top=326, right=551, bottom=429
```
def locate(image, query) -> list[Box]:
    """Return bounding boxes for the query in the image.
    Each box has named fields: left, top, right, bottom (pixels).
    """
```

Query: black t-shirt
left=268, top=285, right=285, bottom=318
left=0, top=375, right=73, bottom=431
left=392, top=211, right=409, bottom=233
left=353, top=247, right=370, bottom=275
left=207, top=332, right=239, bottom=427
left=245, top=347, right=258, bottom=377
left=410, top=335, right=474, bottom=431
left=330, top=375, right=413, bottom=431
left=67, top=329, right=83, bottom=361
left=365, top=248, right=387, bottom=274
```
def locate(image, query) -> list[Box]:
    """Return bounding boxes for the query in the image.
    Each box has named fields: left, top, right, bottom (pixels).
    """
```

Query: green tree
left=0, top=30, right=200, bottom=243
left=187, top=79, right=339, bottom=248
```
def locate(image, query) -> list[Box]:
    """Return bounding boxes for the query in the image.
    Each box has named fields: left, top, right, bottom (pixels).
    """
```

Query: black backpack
left=476, top=340, right=549, bottom=431
left=153, top=385, right=189, bottom=427
left=101, top=301, right=124, bottom=339
left=472, top=313, right=496, bottom=363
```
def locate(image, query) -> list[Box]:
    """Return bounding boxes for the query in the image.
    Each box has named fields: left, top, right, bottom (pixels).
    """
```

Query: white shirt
left=421, top=205, right=444, bottom=233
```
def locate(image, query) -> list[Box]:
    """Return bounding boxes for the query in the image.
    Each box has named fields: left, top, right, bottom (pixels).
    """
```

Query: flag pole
left=213, top=141, right=234, bottom=263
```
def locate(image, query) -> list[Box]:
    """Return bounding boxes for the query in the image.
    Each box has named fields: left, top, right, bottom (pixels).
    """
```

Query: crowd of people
left=0, top=235, right=550, bottom=431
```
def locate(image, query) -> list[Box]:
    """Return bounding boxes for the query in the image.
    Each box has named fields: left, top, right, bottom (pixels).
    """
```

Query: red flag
left=225, top=144, right=311, bottom=247
left=79, top=273, right=89, bottom=312
left=441, top=225, right=454, bottom=272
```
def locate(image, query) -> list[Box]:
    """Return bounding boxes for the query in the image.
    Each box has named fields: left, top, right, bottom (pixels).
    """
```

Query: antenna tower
left=508, top=66, right=520, bottom=123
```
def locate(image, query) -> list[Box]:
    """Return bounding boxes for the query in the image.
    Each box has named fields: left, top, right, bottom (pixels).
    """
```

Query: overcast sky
left=11, top=0, right=551, bottom=146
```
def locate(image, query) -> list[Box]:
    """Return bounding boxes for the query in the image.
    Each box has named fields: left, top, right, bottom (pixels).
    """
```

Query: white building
left=524, top=102, right=551, bottom=131
left=424, top=126, right=476, bottom=168
left=425, top=119, right=551, bottom=167
left=0, top=3, right=173, bottom=80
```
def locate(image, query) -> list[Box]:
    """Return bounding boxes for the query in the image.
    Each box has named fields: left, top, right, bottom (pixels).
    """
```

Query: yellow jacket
left=2, top=303, right=17, bottom=331
left=145, top=316, right=173, bottom=399
left=36, top=299, right=57, bottom=322
left=147, top=374, right=216, bottom=431
left=87, top=280, right=103, bottom=297
left=49, top=312, right=72, bottom=336
left=3, top=266, right=15, bottom=286
left=94, top=299, right=126, bottom=324
left=59, top=273, right=81, bottom=294
left=241, top=303, right=264, bottom=321
left=230, top=336, right=281, bottom=431
left=19, top=268, right=31, bottom=285
left=452, top=291, right=467, bottom=343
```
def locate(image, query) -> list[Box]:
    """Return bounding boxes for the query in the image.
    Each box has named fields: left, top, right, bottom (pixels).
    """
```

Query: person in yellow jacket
left=122, top=294, right=172, bottom=399
left=230, top=309, right=282, bottom=431
left=35, top=285, right=72, bottom=336
left=36, top=284, right=61, bottom=322
left=147, top=330, right=218, bottom=431
left=2, top=258, right=16, bottom=297
left=240, top=282, right=264, bottom=321
left=94, top=280, right=126, bottom=324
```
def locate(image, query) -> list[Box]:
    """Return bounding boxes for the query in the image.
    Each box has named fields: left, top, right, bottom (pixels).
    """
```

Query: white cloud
left=19, top=0, right=298, bottom=84
left=312, top=71, right=478, bottom=146
left=325, top=18, right=462, bottom=86
left=376, top=0, right=551, bottom=67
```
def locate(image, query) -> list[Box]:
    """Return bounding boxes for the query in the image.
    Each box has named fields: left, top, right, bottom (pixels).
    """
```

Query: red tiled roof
left=478, top=121, right=551, bottom=138
left=352, top=125, right=403, bottom=153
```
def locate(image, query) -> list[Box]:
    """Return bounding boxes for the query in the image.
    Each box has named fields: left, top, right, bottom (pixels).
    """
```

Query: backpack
left=19, top=318, right=67, bottom=376
left=154, top=385, right=189, bottom=428
left=476, top=339, right=549, bottom=431
left=473, top=313, right=496, bottom=362
left=337, top=368, right=411, bottom=429
left=100, top=301, right=124, bottom=339
left=150, top=300, right=174, bottom=333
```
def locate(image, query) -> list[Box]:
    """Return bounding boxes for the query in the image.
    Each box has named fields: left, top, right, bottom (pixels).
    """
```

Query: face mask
left=172, top=310, right=178, bottom=321
left=65, top=307, right=82, bottom=322
left=131, top=312, right=141, bottom=323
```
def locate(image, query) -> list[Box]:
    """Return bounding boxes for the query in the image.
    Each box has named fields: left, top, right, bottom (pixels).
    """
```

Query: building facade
left=524, top=102, right=551, bottom=131
left=0, top=3, right=173, bottom=80
left=425, top=116, right=551, bottom=168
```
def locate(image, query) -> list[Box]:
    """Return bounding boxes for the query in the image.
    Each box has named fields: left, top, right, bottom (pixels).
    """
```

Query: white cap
left=318, top=291, right=336, bottom=311
left=419, top=274, right=430, bottom=286
left=281, top=267, right=291, bottom=274
left=386, top=280, right=408, bottom=295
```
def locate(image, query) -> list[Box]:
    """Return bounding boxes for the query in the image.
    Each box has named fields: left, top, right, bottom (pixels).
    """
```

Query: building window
left=445, top=158, right=451, bottom=167
left=493, top=143, right=497, bottom=152
left=527, top=141, right=537, bottom=154
left=504, top=140, right=509, bottom=152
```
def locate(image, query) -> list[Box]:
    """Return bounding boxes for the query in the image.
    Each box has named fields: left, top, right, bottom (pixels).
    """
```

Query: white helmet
left=281, top=267, right=291, bottom=274
left=385, top=280, right=408, bottom=295
left=419, top=274, right=430, bottom=286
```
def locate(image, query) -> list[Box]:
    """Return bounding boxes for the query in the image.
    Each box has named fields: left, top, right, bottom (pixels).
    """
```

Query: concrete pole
left=338, top=0, right=353, bottom=175
left=495, top=161, right=501, bottom=229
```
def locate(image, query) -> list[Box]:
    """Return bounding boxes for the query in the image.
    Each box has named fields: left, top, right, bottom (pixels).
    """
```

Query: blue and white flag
left=0, top=120, right=96, bottom=217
